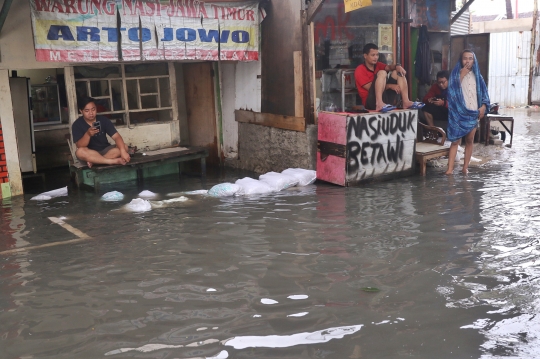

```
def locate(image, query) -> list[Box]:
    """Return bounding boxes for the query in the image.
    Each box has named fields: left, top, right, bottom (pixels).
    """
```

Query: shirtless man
left=72, top=97, right=130, bottom=168
left=354, top=43, right=414, bottom=111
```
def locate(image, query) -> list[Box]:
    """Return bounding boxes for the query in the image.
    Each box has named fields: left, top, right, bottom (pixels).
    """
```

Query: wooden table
left=69, top=146, right=208, bottom=192
left=415, top=142, right=450, bottom=176
left=483, top=115, right=514, bottom=147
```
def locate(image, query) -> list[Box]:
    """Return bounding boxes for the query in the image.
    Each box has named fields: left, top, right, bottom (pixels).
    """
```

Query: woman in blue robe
left=445, top=50, right=490, bottom=175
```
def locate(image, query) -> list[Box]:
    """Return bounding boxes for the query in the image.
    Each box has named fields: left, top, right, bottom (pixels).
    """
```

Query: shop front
left=0, top=0, right=264, bottom=197
left=308, top=0, right=421, bottom=185
left=311, top=0, right=397, bottom=113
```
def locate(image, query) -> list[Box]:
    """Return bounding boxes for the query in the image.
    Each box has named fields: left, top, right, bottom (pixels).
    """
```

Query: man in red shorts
left=355, top=43, right=414, bottom=111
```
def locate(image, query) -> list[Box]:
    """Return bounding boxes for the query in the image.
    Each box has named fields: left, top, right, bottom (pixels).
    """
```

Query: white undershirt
left=461, top=71, right=478, bottom=111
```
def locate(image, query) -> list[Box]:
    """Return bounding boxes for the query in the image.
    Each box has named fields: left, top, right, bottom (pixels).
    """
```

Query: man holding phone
left=72, top=96, right=131, bottom=168
left=421, top=70, right=449, bottom=126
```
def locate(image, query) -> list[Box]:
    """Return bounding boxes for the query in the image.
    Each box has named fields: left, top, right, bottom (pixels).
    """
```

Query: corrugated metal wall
left=488, top=31, right=531, bottom=107
left=451, top=10, right=470, bottom=36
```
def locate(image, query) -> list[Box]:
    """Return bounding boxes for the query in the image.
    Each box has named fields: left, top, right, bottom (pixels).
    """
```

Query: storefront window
left=74, top=63, right=173, bottom=126
left=313, top=0, right=395, bottom=111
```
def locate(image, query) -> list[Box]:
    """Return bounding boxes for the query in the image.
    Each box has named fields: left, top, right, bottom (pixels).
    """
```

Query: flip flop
left=380, top=104, right=396, bottom=113
left=408, top=102, right=425, bottom=109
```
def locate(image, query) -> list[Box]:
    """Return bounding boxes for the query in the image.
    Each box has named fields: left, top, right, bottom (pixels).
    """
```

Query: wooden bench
left=68, top=141, right=208, bottom=192
left=415, top=123, right=449, bottom=176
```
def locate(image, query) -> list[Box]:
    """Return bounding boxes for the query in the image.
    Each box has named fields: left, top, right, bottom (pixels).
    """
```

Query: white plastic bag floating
left=150, top=196, right=188, bottom=208
left=30, top=186, right=68, bottom=201
left=259, top=172, right=299, bottom=191
left=443, top=141, right=464, bottom=163
left=101, top=191, right=124, bottom=202
left=31, top=194, right=52, bottom=201
left=138, top=190, right=157, bottom=198
left=208, top=183, right=241, bottom=197
left=281, top=168, right=316, bottom=186
left=162, top=196, right=188, bottom=203
left=235, top=178, right=275, bottom=196
left=125, top=198, right=152, bottom=212
left=183, top=189, right=208, bottom=195
left=456, top=146, right=465, bottom=162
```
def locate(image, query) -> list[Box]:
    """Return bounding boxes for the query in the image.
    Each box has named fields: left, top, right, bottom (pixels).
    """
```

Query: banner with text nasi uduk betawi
left=29, top=0, right=265, bottom=62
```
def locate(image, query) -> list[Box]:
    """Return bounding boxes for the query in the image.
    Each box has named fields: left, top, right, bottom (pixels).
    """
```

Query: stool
left=483, top=115, right=514, bottom=147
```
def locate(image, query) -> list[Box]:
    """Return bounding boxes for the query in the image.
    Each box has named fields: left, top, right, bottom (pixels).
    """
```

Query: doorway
left=183, top=62, right=219, bottom=165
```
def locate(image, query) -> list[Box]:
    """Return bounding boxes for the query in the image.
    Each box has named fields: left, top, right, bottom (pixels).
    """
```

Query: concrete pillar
left=0, top=69, right=23, bottom=196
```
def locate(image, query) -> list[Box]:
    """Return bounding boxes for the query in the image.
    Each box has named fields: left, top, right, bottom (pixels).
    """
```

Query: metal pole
left=528, top=0, right=537, bottom=105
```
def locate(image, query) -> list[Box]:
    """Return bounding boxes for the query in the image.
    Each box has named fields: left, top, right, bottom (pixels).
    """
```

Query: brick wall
left=0, top=122, right=8, bottom=198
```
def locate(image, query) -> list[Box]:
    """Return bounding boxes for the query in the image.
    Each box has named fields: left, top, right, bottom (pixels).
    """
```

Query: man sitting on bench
left=72, top=97, right=131, bottom=168
left=421, top=70, right=449, bottom=126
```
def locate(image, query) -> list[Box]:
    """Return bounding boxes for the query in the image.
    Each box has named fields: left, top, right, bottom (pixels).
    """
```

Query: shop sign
left=343, top=0, right=371, bottom=13
left=29, top=0, right=264, bottom=62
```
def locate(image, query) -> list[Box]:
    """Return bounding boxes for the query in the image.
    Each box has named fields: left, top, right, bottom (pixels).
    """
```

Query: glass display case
left=31, top=83, right=61, bottom=125
left=321, top=69, right=357, bottom=112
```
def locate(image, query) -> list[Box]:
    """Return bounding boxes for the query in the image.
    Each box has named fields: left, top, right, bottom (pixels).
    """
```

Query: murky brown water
left=1, top=109, right=540, bottom=359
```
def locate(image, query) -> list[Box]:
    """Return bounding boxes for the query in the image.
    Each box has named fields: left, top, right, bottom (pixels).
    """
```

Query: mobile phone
left=92, top=121, right=101, bottom=131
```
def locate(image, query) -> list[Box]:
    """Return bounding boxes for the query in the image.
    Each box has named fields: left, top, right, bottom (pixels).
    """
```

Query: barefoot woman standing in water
left=445, top=49, right=490, bottom=175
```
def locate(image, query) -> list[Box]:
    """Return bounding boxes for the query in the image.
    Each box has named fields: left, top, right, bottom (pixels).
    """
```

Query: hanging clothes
left=415, top=25, right=432, bottom=85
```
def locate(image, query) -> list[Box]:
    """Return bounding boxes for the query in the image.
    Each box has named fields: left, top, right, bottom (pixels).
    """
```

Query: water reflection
left=443, top=109, right=540, bottom=358
left=1, top=110, right=540, bottom=358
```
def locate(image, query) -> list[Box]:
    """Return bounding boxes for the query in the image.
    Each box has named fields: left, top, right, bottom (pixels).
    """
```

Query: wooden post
left=310, top=22, right=317, bottom=123
left=0, top=69, right=23, bottom=196
left=168, top=62, right=180, bottom=146
left=64, top=66, right=78, bottom=141
left=301, top=10, right=314, bottom=124
left=294, top=51, right=304, bottom=118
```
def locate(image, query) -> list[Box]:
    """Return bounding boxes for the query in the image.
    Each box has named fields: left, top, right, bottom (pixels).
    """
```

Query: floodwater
left=1, top=108, right=540, bottom=359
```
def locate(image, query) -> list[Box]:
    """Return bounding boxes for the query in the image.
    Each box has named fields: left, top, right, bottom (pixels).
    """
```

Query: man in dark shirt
left=72, top=97, right=130, bottom=167
left=421, top=70, right=449, bottom=126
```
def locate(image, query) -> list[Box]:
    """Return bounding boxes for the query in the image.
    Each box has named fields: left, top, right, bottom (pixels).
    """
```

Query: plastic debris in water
left=208, top=183, right=241, bottom=197
left=260, top=298, right=278, bottom=304
left=361, top=287, right=380, bottom=292
left=30, top=186, right=68, bottom=201
left=287, top=312, right=308, bottom=317
left=101, top=191, right=124, bottom=201
left=281, top=168, right=316, bottom=186
left=31, top=194, right=52, bottom=201
left=125, top=198, right=152, bottom=212
left=138, top=190, right=157, bottom=198
left=184, top=189, right=208, bottom=195
left=162, top=196, right=188, bottom=203
left=235, top=178, right=274, bottom=196
left=149, top=196, right=188, bottom=208
left=259, top=172, right=298, bottom=191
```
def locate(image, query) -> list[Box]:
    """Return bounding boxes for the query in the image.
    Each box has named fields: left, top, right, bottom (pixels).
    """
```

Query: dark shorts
left=365, top=75, right=399, bottom=110
left=76, top=145, right=116, bottom=161
left=422, top=103, right=448, bottom=121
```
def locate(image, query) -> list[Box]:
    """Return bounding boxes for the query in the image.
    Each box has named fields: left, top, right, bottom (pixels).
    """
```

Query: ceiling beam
left=451, top=0, right=475, bottom=25
left=0, top=0, right=13, bottom=35
left=306, top=0, right=325, bottom=24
